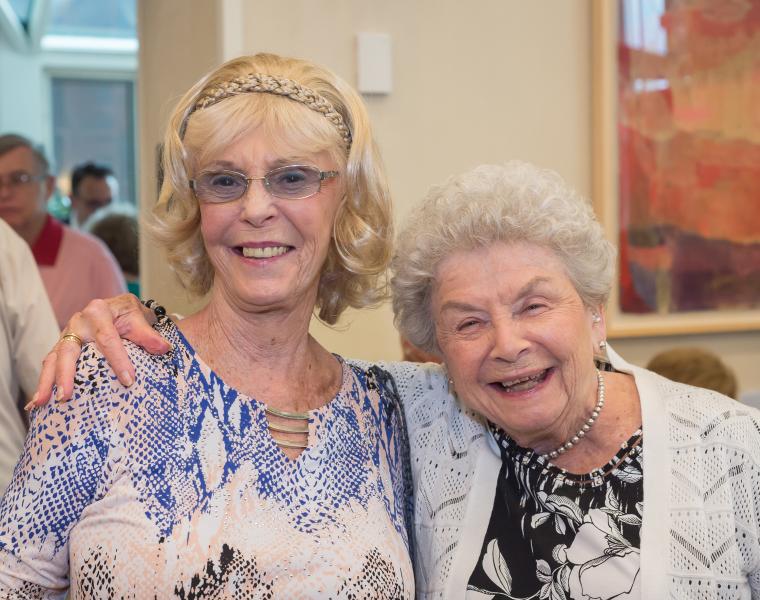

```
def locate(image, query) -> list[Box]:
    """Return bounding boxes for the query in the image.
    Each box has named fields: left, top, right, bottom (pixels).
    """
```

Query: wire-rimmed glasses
left=190, top=165, right=340, bottom=203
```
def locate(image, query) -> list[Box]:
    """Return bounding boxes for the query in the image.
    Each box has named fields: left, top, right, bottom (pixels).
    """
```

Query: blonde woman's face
left=196, top=128, right=343, bottom=315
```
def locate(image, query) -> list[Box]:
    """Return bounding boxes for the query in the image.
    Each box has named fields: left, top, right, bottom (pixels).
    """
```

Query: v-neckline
left=168, top=321, right=348, bottom=465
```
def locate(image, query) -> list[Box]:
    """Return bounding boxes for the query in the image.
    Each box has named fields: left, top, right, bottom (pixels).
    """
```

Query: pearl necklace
left=540, top=369, right=605, bottom=462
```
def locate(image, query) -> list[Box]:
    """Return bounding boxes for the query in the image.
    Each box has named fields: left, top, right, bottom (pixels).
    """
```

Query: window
left=7, top=0, right=33, bottom=28
left=48, top=0, right=136, bottom=38
left=51, top=77, right=136, bottom=204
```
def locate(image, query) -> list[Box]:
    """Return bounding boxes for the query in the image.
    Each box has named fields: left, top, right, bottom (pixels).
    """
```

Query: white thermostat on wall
left=356, top=32, right=392, bottom=95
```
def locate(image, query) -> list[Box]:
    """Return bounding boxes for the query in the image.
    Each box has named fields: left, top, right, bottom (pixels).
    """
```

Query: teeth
left=500, top=371, right=545, bottom=391
left=241, top=246, right=289, bottom=258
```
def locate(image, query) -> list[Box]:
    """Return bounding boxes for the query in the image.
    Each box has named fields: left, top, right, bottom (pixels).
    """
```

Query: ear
left=589, top=305, right=607, bottom=346
left=44, top=175, right=56, bottom=201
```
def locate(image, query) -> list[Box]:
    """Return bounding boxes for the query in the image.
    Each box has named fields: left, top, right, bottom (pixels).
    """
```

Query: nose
left=239, top=179, right=278, bottom=226
left=488, top=316, right=530, bottom=363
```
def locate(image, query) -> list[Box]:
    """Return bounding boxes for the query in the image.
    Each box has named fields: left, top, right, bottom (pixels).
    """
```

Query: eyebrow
left=514, top=276, right=553, bottom=299
left=204, top=156, right=316, bottom=172
left=438, top=276, right=554, bottom=314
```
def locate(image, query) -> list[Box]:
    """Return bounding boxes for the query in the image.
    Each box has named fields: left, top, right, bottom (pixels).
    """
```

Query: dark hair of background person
left=71, top=162, right=114, bottom=195
left=87, top=209, right=138, bottom=278
left=646, top=347, right=739, bottom=399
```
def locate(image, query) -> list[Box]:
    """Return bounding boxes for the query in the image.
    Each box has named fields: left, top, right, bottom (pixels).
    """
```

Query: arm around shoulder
left=0, top=344, right=125, bottom=595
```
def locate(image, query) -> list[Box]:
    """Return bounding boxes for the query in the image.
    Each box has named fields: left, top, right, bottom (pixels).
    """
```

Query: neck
left=510, top=374, right=600, bottom=457
left=178, top=286, right=339, bottom=411
left=17, top=212, right=47, bottom=246
left=534, top=371, right=641, bottom=473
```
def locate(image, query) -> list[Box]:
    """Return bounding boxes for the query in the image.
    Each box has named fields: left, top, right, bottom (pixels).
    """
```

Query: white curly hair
left=391, top=161, right=616, bottom=352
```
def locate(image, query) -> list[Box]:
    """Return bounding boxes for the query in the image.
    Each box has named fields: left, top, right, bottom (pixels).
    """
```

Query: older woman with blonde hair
left=23, top=160, right=760, bottom=599
left=0, top=52, right=414, bottom=598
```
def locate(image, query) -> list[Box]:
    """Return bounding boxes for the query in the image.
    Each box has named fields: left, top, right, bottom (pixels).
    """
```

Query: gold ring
left=60, top=333, right=84, bottom=348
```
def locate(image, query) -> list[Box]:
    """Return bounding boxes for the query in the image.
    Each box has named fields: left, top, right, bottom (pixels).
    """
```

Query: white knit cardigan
left=379, top=346, right=760, bottom=599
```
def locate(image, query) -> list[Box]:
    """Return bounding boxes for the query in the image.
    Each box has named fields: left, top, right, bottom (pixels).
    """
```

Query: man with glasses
left=0, top=134, right=126, bottom=328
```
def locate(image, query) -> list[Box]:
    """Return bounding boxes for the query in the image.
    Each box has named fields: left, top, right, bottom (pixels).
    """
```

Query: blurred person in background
left=400, top=335, right=440, bottom=364
left=0, top=134, right=126, bottom=328
left=646, top=347, right=738, bottom=399
left=0, top=219, right=58, bottom=494
left=87, top=204, right=140, bottom=296
left=68, top=161, right=118, bottom=229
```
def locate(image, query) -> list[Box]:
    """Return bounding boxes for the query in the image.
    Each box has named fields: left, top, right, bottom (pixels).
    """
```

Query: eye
left=196, top=171, right=246, bottom=201
left=456, top=319, right=480, bottom=332
left=209, top=173, right=243, bottom=189
left=523, top=302, right=548, bottom=314
left=269, top=166, right=310, bottom=188
left=11, top=172, right=31, bottom=184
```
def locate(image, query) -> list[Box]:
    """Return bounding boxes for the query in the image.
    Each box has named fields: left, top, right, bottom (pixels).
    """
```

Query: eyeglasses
left=190, top=165, right=340, bottom=203
left=0, top=171, right=47, bottom=190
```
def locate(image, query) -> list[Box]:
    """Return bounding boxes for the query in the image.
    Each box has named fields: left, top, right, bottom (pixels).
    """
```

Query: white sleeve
left=1, top=223, right=59, bottom=397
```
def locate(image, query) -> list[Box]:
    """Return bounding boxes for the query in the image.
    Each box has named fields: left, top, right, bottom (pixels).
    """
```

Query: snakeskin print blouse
left=0, top=321, right=414, bottom=599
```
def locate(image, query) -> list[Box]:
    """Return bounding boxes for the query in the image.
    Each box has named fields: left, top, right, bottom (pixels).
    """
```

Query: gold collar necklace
left=265, top=406, right=309, bottom=449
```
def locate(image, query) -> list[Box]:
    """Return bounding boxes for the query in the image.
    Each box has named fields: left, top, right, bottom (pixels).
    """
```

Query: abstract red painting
left=594, top=0, right=760, bottom=336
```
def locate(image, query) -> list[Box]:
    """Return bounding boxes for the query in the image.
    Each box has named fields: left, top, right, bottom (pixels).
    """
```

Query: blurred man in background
left=0, top=134, right=126, bottom=328
left=69, top=161, right=118, bottom=228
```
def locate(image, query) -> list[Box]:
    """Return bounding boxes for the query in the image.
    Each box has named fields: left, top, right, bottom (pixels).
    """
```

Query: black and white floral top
left=467, top=426, right=644, bottom=600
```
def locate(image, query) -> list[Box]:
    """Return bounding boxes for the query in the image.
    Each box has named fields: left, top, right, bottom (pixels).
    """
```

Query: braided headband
left=185, top=73, right=352, bottom=147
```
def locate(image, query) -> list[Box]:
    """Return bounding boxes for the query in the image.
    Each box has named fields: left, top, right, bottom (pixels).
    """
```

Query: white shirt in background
left=0, top=219, right=58, bottom=494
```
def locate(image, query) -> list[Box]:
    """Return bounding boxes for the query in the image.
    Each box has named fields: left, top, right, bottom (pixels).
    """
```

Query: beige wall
left=138, top=0, right=760, bottom=397
left=138, top=0, right=222, bottom=314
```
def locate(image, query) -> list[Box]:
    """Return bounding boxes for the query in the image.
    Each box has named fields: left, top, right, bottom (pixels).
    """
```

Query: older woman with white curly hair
left=392, top=161, right=760, bottom=599
left=27, top=162, right=760, bottom=599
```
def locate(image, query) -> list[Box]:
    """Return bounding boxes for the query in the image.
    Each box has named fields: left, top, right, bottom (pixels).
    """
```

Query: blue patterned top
left=0, top=321, right=414, bottom=598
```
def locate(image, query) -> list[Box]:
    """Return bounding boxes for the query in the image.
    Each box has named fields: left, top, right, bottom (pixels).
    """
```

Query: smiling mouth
left=237, top=246, right=292, bottom=259
left=493, top=368, right=551, bottom=392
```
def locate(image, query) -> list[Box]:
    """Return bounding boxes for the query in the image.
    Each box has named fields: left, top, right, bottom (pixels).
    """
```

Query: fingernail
left=55, top=388, right=64, bottom=402
left=24, top=395, right=37, bottom=411
left=121, top=371, right=134, bottom=387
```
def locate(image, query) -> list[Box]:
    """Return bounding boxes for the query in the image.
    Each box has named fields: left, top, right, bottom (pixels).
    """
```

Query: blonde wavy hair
left=148, top=53, right=393, bottom=324
left=392, top=161, right=616, bottom=353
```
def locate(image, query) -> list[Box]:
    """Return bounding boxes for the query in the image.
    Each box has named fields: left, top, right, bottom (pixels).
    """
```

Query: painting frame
left=591, top=0, right=760, bottom=339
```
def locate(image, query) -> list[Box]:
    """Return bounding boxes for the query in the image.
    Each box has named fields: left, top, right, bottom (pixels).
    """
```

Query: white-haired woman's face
left=196, top=128, right=343, bottom=314
left=432, top=241, right=606, bottom=450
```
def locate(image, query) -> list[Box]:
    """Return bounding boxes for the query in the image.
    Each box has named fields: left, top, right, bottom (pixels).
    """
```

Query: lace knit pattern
left=378, top=360, right=760, bottom=599
left=378, top=361, right=489, bottom=596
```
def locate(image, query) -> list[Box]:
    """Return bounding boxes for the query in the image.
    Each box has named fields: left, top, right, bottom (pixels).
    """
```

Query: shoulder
left=631, top=365, right=760, bottom=455
left=345, top=359, right=453, bottom=416
left=61, top=226, right=118, bottom=263
left=70, top=323, right=183, bottom=416
left=0, top=218, right=27, bottom=257
left=608, top=345, right=760, bottom=449
left=0, top=220, right=36, bottom=280
left=660, top=374, right=760, bottom=445
left=349, top=359, right=489, bottom=454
